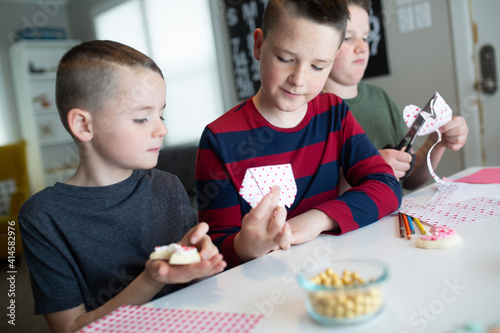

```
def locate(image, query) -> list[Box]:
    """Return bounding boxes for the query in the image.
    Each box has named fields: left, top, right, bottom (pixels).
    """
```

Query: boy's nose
left=354, top=38, right=368, bottom=54
left=289, top=65, right=306, bottom=86
left=155, top=119, right=168, bottom=137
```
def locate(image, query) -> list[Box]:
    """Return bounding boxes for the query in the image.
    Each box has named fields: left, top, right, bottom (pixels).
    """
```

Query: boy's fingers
left=441, top=117, right=468, bottom=135
left=397, top=149, right=412, bottom=163
left=190, top=222, right=209, bottom=244
left=267, top=205, right=286, bottom=235
left=245, top=186, right=281, bottom=227
left=147, top=259, right=170, bottom=278
left=207, top=254, right=225, bottom=267
left=191, top=255, right=226, bottom=276
left=276, top=222, right=292, bottom=250
left=148, top=254, right=226, bottom=285
left=394, top=170, right=406, bottom=179
left=402, top=152, right=412, bottom=163
left=205, top=258, right=227, bottom=275
left=198, top=236, right=219, bottom=260
left=260, top=186, right=281, bottom=209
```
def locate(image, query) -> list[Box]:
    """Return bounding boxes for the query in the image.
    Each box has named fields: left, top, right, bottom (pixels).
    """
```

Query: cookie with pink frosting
left=416, top=226, right=462, bottom=249
left=150, top=244, right=201, bottom=265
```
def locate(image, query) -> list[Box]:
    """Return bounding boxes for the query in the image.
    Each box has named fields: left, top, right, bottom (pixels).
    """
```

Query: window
left=0, top=52, right=16, bottom=145
left=94, top=0, right=148, bottom=55
left=93, top=0, right=224, bottom=146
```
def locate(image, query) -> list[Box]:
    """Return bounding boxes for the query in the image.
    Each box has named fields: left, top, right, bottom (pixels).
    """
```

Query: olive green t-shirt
left=344, top=83, right=408, bottom=150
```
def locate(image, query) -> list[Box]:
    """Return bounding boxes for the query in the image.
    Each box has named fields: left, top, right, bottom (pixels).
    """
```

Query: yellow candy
left=308, top=267, right=383, bottom=319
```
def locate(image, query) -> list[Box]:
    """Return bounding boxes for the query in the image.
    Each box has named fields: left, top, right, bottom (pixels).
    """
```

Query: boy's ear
left=67, top=108, right=93, bottom=142
left=253, top=28, right=264, bottom=61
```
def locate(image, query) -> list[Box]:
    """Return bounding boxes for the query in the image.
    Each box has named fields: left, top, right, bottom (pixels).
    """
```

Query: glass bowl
left=296, top=257, right=388, bottom=326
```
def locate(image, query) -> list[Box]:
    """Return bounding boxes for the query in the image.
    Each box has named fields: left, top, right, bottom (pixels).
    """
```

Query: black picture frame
left=364, top=0, right=390, bottom=78
left=224, top=0, right=266, bottom=100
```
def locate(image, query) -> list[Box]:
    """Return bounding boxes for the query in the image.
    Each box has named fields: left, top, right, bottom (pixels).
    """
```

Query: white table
left=150, top=167, right=500, bottom=332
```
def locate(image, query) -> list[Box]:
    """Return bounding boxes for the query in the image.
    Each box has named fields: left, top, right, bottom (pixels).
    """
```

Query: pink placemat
left=452, top=168, right=500, bottom=184
left=78, top=305, right=264, bottom=333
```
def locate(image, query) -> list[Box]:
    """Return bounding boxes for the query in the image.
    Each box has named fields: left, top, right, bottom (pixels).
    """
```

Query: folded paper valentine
left=403, top=91, right=452, bottom=184
left=239, top=163, right=297, bottom=208
left=403, top=91, right=452, bottom=136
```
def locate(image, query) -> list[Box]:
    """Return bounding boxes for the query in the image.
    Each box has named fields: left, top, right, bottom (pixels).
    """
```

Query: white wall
left=0, top=51, right=17, bottom=144
left=0, top=1, right=71, bottom=145
left=65, top=0, right=104, bottom=42
left=364, top=0, right=464, bottom=180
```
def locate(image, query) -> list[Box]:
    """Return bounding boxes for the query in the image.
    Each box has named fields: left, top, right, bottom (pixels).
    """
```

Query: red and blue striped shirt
left=196, top=93, right=401, bottom=267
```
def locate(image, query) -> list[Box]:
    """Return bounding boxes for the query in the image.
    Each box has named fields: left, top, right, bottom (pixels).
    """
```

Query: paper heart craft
left=402, top=91, right=453, bottom=185
left=239, top=163, right=297, bottom=208
left=403, top=91, right=452, bottom=135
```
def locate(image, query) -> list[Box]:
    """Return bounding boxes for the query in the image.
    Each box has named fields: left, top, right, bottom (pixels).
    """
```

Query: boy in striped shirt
left=196, top=0, right=402, bottom=268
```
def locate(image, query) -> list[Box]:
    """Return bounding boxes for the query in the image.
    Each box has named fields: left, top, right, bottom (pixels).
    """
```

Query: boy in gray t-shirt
left=19, top=40, right=226, bottom=332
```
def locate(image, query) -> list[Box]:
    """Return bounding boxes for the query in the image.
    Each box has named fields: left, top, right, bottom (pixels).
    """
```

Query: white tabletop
left=149, top=167, right=500, bottom=332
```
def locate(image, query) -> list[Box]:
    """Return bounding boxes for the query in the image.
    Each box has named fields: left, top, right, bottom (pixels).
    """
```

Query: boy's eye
left=278, top=56, right=292, bottom=64
left=312, top=65, right=323, bottom=71
left=134, top=118, right=148, bottom=124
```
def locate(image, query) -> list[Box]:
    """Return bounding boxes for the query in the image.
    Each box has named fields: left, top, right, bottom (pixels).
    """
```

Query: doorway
left=450, top=0, right=500, bottom=167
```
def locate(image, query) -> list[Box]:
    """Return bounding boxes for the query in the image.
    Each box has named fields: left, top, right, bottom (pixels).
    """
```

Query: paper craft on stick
left=239, top=163, right=297, bottom=208
left=402, top=92, right=452, bottom=184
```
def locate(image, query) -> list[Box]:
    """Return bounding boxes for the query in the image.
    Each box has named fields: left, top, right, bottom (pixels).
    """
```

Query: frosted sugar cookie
left=150, top=244, right=177, bottom=260
left=150, top=244, right=201, bottom=265
left=416, top=226, right=461, bottom=249
left=169, top=246, right=201, bottom=265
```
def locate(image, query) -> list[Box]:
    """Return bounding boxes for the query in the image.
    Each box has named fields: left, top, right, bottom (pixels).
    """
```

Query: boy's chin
left=136, top=161, right=159, bottom=170
left=276, top=96, right=310, bottom=112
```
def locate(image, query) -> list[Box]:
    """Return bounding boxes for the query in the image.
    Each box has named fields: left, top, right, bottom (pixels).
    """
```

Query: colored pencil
left=402, top=213, right=411, bottom=240
left=398, top=213, right=405, bottom=238
left=412, top=217, right=426, bottom=235
left=406, top=214, right=416, bottom=234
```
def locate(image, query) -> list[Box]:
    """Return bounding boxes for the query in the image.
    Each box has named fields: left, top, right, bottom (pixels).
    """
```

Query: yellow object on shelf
left=0, top=140, right=29, bottom=259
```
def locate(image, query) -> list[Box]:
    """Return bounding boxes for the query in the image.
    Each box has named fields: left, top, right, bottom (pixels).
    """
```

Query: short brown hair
left=56, top=40, right=163, bottom=134
left=262, top=0, right=350, bottom=46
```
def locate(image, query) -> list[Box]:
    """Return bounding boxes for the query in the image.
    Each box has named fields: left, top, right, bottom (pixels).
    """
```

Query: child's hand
left=144, top=223, right=226, bottom=286
left=234, top=186, right=291, bottom=262
left=144, top=253, right=225, bottom=286
left=379, top=148, right=412, bottom=179
left=288, top=209, right=339, bottom=245
left=439, top=116, right=468, bottom=151
left=179, top=222, right=220, bottom=261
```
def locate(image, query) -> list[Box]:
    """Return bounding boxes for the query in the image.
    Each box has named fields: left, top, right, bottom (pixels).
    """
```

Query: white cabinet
left=9, top=39, right=81, bottom=194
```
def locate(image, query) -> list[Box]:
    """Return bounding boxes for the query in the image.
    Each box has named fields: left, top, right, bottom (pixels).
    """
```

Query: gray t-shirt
left=19, top=169, right=197, bottom=314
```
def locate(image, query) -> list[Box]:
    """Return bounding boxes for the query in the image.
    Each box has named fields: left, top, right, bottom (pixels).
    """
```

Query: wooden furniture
left=0, top=141, right=29, bottom=259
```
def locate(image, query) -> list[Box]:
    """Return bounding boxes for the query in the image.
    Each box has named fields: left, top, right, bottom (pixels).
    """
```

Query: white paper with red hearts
left=403, top=92, right=452, bottom=136
left=239, top=164, right=297, bottom=208
left=399, top=183, right=500, bottom=227
left=78, top=305, right=264, bottom=333
left=402, top=92, right=452, bottom=185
